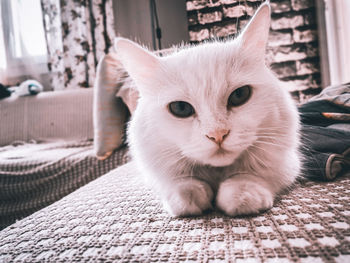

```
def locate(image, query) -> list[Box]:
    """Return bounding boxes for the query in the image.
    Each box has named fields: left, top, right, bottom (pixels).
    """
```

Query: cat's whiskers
left=255, top=128, right=290, bottom=133
left=253, top=139, right=289, bottom=148
left=248, top=143, right=278, bottom=154
left=255, top=127, right=294, bottom=132
left=255, top=134, right=290, bottom=139
left=245, top=148, right=270, bottom=169
left=234, top=131, right=288, bottom=142
left=236, top=128, right=293, bottom=138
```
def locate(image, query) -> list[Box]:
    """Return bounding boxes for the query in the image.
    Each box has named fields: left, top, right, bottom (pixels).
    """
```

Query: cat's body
left=116, top=2, right=301, bottom=216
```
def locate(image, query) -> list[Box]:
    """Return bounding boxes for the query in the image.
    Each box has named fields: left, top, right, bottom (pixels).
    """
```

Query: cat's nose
left=206, top=129, right=230, bottom=145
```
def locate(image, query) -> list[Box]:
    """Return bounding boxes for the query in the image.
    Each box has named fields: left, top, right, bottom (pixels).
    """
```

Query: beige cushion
left=0, top=89, right=93, bottom=146
left=93, top=53, right=130, bottom=160
left=0, top=162, right=349, bottom=261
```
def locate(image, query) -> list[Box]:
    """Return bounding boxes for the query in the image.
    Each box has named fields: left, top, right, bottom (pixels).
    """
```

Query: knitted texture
left=0, top=163, right=349, bottom=262
left=0, top=140, right=129, bottom=230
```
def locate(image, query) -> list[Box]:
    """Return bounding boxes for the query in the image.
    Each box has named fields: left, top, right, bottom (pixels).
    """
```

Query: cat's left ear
left=238, top=2, right=271, bottom=60
left=114, top=38, right=160, bottom=87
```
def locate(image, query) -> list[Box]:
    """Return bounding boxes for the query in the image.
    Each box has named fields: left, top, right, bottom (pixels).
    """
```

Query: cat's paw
left=216, top=179, right=274, bottom=216
left=163, top=179, right=213, bottom=217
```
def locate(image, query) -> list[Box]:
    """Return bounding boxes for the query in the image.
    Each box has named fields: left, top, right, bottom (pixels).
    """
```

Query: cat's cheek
left=160, top=115, right=196, bottom=147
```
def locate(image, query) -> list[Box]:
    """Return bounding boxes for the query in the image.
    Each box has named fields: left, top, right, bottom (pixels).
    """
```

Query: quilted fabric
left=0, top=140, right=129, bottom=230
left=0, top=163, right=349, bottom=262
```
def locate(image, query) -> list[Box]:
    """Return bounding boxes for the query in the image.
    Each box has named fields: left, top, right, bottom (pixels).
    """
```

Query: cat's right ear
left=114, top=38, right=160, bottom=87
left=237, top=2, right=271, bottom=61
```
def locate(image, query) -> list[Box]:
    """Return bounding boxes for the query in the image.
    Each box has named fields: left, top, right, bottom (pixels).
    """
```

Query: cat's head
left=116, top=3, right=292, bottom=167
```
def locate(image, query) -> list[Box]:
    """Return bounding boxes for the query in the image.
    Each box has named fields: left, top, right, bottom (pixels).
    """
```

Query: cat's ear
left=114, top=38, right=160, bottom=85
left=238, top=2, right=271, bottom=60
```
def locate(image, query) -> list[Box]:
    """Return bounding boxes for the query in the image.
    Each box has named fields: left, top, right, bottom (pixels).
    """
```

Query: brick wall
left=186, top=0, right=322, bottom=102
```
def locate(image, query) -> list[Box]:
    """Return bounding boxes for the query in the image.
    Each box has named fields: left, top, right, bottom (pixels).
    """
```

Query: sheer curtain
left=0, top=0, right=116, bottom=90
left=324, top=0, right=350, bottom=85
left=0, top=0, right=48, bottom=85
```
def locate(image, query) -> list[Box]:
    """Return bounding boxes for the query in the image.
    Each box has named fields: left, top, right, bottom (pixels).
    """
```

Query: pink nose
left=206, top=129, right=230, bottom=145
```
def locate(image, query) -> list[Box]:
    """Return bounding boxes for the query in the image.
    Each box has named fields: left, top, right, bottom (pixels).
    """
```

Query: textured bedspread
left=0, top=163, right=349, bottom=262
left=0, top=140, right=129, bottom=230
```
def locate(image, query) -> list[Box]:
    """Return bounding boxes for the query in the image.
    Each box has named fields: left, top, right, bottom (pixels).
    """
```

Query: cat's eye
left=168, top=101, right=195, bottom=118
left=227, top=85, right=252, bottom=108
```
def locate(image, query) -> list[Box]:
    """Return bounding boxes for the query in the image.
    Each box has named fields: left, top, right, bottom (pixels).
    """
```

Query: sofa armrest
left=0, top=89, right=93, bottom=146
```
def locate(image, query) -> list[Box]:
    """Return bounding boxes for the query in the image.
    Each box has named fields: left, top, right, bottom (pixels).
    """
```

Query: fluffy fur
left=115, top=2, right=301, bottom=217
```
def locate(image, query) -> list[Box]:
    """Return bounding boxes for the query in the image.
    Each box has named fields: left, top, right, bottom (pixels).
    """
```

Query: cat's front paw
left=216, top=179, right=274, bottom=216
left=163, top=179, right=213, bottom=217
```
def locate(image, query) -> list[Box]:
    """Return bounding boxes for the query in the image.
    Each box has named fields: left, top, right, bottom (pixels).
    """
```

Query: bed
left=0, top=69, right=349, bottom=262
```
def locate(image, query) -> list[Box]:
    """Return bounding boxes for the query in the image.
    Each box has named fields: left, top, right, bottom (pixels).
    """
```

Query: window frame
left=317, top=0, right=350, bottom=87
left=0, top=0, right=48, bottom=81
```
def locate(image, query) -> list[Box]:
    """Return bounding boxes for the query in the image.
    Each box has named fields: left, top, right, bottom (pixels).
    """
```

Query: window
left=0, top=0, right=48, bottom=84
left=324, top=0, right=350, bottom=85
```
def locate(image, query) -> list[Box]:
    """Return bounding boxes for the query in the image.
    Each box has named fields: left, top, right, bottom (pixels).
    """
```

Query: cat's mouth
left=212, top=147, right=232, bottom=156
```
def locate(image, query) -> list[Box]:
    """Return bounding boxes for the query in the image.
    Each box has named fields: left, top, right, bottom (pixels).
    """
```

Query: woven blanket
left=0, top=140, right=129, bottom=230
left=0, top=163, right=349, bottom=262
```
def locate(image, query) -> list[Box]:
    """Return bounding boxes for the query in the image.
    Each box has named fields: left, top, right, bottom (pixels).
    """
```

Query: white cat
left=115, top=2, right=301, bottom=217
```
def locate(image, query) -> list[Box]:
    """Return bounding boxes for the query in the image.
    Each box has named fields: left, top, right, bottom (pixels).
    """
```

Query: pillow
left=93, top=45, right=173, bottom=160
left=1, top=89, right=93, bottom=146
left=93, top=53, right=130, bottom=160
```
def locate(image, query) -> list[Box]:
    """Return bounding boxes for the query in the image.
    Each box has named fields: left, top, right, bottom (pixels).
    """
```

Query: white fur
left=115, top=3, right=301, bottom=217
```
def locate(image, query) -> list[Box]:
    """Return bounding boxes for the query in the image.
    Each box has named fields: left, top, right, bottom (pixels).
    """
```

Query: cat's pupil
left=227, top=85, right=252, bottom=108
left=178, top=102, right=186, bottom=111
left=235, top=88, right=243, bottom=98
left=168, top=101, right=195, bottom=118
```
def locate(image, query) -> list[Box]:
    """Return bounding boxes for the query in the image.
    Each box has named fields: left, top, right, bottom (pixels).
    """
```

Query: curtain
left=41, top=0, right=116, bottom=90
left=0, top=0, right=49, bottom=85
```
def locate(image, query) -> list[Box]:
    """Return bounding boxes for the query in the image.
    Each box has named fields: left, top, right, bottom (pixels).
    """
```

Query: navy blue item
left=298, top=83, right=350, bottom=181
left=0, top=84, right=11, bottom=99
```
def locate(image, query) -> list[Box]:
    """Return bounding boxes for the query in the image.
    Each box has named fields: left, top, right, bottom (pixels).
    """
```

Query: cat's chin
left=204, top=157, right=235, bottom=167
left=201, top=151, right=238, bottom=167
left=185, top=147, right=240, bottom=167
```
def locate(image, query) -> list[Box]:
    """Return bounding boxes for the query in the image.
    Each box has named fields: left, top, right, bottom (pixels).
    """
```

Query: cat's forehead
left=167, top=41, right=241, bottom=71
left=160, top=41, right=254, bottom=101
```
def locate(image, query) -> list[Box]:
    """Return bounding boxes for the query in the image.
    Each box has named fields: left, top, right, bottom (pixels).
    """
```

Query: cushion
left=1, top=162, right=349, bottom=262
left=0, top=89, right=93, bottom=146
left=93, top=53, right=130, bottom=160
left=0, top=140, right=129, bottom=230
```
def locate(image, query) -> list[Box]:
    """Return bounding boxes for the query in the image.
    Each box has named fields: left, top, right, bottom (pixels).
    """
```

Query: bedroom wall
left=114, top=0, right=189, bottom=50
left=186, top=0, right=322, bottom=102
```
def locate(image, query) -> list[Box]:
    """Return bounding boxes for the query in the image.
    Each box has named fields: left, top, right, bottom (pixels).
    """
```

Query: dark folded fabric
left=299, top=100, right=350, bottom=127
left=300, top=125, right=350, bottom=180
left=0, top=84, right=11, bottom=99
left=298, top=83, right=350, bottom=181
